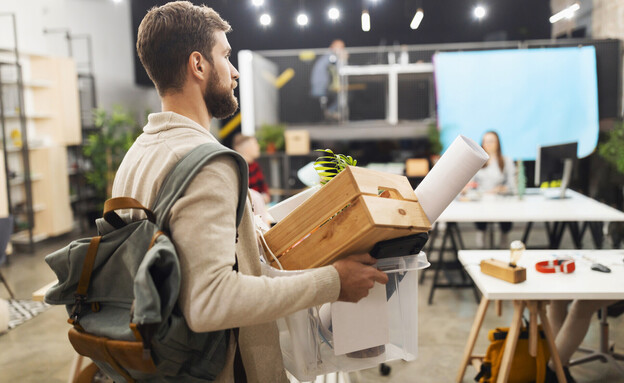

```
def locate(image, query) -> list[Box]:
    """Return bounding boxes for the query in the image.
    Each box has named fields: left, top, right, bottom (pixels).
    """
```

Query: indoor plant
left=83, top=107, right=141, bottom=203
left=427, top=122, right=442, bottom=164
left=598, top=120, right=624, bottom=175
left=256, top=123, right=285, bottom=154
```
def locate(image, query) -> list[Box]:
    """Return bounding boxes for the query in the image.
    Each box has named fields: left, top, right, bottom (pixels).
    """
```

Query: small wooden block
left=480, top=259, right=526, bottom=283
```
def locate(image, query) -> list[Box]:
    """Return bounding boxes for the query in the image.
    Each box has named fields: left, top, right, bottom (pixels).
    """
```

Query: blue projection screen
left=434, top=47, right=599, bottom=160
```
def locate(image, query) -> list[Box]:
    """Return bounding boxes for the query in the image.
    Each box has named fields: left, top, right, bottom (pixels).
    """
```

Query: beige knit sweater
left=112, top=112, right=341, bottom=382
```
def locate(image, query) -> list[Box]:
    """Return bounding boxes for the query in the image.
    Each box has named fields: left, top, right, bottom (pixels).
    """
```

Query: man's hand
left=332, top=253, right=389, bottom=303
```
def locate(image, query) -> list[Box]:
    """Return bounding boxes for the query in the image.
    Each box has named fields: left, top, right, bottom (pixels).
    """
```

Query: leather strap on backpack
left=103, top=197, right=156, bottom=229
left=68, top=236, right=101, bottom=326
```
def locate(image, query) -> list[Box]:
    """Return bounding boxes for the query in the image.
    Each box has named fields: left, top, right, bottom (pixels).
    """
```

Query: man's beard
left=204, top=70, right=238, bottom=119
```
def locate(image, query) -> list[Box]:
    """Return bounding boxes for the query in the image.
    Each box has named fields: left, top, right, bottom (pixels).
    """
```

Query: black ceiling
left=131, top=0, right=552, bottom=87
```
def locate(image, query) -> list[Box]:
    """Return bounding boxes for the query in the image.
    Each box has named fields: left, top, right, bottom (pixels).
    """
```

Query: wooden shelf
left=2, top=111, right=53, bottom=119
left=0, top=79, right=52, bottom=88
left=10, top=231, right=48, bottom=245
left=9, top=173, right=43, bottom=186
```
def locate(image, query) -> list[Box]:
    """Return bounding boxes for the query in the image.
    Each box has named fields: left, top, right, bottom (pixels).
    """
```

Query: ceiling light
left=410, top=8, right=424, bottom=29
left=361, top=10, right=371, bottom=32
left=549, top=3, right=580, bottom=23
left=259, top=13, right=271, bottom=26
left=112, top=0, right=122, bottom=3
left=328, top=7, right=340, bottom=21
left=251, top=0, right=264, bottom=6
left=473, top=5, right=487, bottom=20
left=296, top=13, right=309, bottom=26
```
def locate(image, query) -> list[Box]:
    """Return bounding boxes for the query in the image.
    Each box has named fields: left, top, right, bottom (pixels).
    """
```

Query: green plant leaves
left=313, top=149, right=357, bottom=185
left=83, top=107, right=142, bottom=201
left=598, top=120, right=624, bottom=175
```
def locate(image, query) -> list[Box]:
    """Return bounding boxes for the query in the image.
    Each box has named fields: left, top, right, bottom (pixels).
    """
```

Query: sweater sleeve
left=169, top=156, right=340, bottom=333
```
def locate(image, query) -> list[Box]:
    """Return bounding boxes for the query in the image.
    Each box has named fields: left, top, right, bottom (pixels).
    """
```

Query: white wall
left=0, top=0, right=160, bottom=122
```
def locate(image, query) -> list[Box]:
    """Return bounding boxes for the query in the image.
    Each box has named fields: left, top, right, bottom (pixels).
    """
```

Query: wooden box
left=480, top=259, right=526, bottom=283
left=405, top=158, right=429, bottom=177
left=285, top=130, right=310, bottom=155
left=263, top=166, right=431, bottom=270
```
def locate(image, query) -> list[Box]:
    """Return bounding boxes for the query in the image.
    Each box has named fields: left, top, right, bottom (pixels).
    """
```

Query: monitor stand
left=543, top=159, right=573, bottom=199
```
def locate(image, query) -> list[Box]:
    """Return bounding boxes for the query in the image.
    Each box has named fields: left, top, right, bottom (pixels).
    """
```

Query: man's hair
left=136, top=1, right=231, bottom=95
left=232, top=133, right=256, bottom=150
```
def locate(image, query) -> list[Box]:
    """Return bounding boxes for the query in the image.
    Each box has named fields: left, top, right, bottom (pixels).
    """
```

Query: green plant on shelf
left=256, top=123, right=285, bottom=154
left=313, top=149, right=357, bottom=185
left=83, top=107, right=142, bottom=203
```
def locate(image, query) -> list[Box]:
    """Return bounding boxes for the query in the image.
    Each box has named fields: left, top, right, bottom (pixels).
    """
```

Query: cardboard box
left=405, top=158, right=429, bottom=177
left=285, top=129, right=310, bottom=155
left=262, top=166, right=431, bottom=270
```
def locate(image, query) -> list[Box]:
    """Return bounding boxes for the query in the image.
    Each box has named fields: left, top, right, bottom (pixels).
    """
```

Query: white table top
left=458, top=249, right=624, bottom=300
left=437, top=189, right=624, bottom=223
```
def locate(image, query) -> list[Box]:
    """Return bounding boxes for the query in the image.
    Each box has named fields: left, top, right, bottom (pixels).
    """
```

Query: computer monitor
left=535, top=142, right=578, bottom=197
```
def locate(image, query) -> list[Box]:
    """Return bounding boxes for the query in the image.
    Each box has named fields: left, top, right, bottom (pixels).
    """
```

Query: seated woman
left=469, top=131, right=516, bottom=248
left=546, top=299, right=619, bottom=382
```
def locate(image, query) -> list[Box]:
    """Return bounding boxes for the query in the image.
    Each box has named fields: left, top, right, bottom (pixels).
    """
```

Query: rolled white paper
left=415, top=135, right=488, bottom=223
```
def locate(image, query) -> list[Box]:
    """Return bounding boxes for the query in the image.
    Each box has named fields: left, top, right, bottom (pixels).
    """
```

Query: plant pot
left=266, top=142, right=276, bottom=154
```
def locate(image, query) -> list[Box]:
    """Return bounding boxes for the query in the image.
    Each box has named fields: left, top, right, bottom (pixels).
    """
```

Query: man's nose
left=231, top=64, right=240, bottom=80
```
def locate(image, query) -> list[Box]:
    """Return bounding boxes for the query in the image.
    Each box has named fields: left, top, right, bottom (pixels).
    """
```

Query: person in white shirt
left=470, top=131, right=516, bottom=248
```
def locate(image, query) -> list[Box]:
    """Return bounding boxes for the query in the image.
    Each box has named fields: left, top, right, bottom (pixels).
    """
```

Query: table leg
left=522, top=222, right=533, bottom=245
left=569, top=222, right=582, bottom=249
left=456, top=297, right=490, bottom=383
left=527, top=301, right=538, bottom=357
left=420, top=223, right=438, bottom=285
left=496, top=300, right=525, bottom=383
left=495, top=300, right=502, bottom=317
left=588, top=222, right=605, bottom=249
left=428, top=224, right=449, bottom=305
left=67, top=354, right=84, bottom=383
left=538, top=301, right=567, bottom=383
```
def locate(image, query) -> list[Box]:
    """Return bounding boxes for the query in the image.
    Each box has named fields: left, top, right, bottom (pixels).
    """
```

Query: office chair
left=569, top=305, right=624, bottom=375
left=0, top=216, right=15, bottom=299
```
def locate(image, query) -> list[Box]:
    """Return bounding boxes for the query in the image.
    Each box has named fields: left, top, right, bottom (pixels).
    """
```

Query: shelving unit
left=0, top=14, right=80, bottom=251
left=44, top=29, right=99, bottom=232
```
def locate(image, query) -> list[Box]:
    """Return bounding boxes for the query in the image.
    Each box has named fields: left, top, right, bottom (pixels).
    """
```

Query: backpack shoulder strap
left=151, top=142, right=249, bottom=229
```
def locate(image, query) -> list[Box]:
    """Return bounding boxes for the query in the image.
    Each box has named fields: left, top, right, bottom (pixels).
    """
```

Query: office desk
left=456, top=250, right=624, bottom=383
left=423, top=189, right=624, bottom=304
left=438, top=189, right=624, bottom=248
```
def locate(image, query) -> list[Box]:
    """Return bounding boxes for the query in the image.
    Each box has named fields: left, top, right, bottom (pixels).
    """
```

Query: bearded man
left=112, top=2, right=387, bottom=382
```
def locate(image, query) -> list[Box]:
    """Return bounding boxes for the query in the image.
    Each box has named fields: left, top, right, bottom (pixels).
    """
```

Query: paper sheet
left=331, top=283, right=389, bottom=355
left=415, top=135, right=489, bottom=223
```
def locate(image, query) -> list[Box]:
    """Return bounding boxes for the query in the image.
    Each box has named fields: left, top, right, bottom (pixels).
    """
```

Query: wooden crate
left=285, top=130, right=310, bottom=155
left=263, top=166, right=431, bottom=270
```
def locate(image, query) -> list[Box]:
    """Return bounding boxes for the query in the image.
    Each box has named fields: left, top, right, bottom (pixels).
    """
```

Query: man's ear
left=188, top=51, right=209, bottom=81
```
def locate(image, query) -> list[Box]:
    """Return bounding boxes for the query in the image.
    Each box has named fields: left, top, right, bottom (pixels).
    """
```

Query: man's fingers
left=349, top=253, right=377, bottom=265
left=373, top=270, right=389, bottom=285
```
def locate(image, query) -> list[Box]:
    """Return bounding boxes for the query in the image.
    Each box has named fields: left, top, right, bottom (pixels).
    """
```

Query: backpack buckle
left=69, top=294, right=87, bottom=323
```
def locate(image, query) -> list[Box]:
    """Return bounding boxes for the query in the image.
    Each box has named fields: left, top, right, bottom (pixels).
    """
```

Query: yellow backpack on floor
left=475, top=326, right=550, bottom=383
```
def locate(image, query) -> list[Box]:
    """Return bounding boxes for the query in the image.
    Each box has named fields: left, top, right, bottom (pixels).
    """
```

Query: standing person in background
left=469, top=131, right=516, bottom=248
left=310, top=39, right=346, bottom=121
left=233, top=134, right=270, bottom=204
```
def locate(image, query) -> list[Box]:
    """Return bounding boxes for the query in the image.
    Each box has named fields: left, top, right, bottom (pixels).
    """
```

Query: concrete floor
left=0, top=223, right=623, bottom=383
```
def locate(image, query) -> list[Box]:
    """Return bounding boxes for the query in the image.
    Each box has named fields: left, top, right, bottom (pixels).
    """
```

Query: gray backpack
left=44, top=142, right=248, bottom=382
